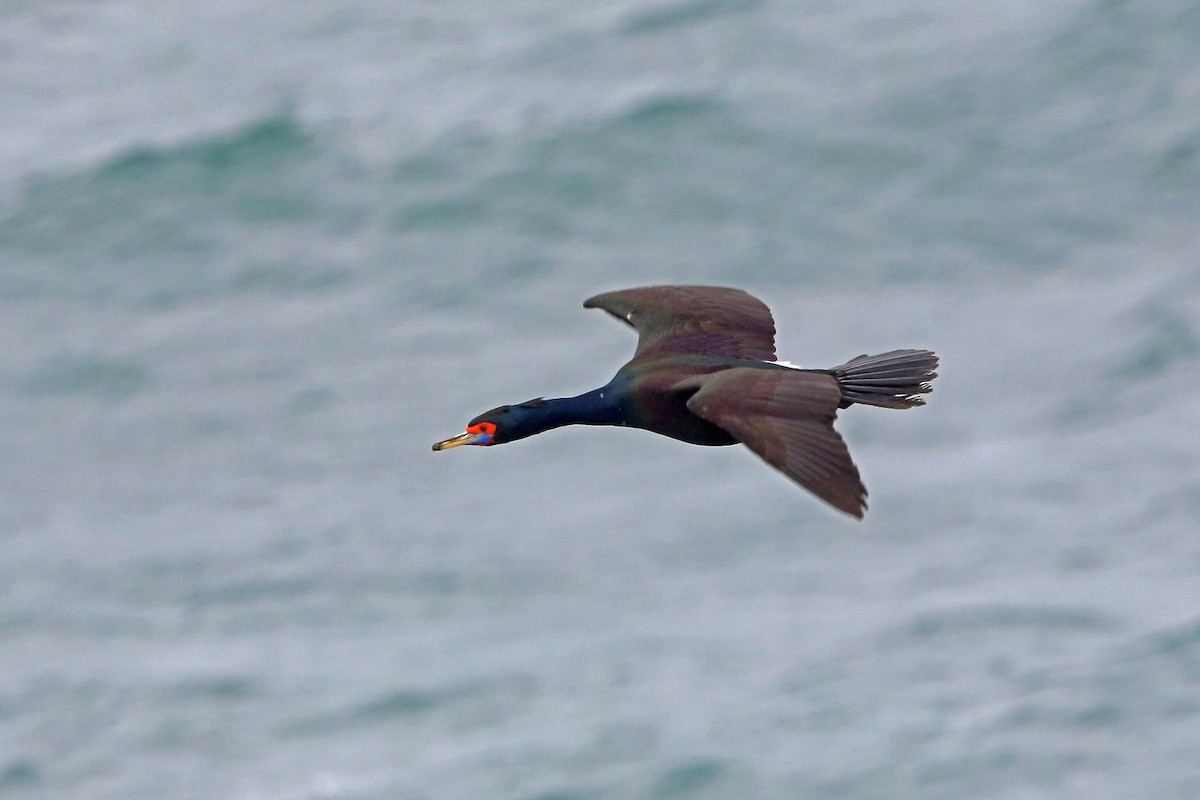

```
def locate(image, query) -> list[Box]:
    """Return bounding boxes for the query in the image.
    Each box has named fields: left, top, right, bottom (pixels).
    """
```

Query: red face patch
left=467, top=421, right=497, bottom=442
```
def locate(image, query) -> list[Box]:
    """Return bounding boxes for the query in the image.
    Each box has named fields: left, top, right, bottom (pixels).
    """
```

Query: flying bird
left=433, top=285, right=937, bottom=518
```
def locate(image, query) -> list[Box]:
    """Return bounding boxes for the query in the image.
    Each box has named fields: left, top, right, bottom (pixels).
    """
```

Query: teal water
left=2, top=2, right=1199, bottom=798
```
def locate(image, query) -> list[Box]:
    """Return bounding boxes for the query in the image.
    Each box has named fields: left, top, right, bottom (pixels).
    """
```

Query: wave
left=3, top=111, right=325, bottom=241
left=0, top=111, right=363, bottom=308
left=619, top=0, right=762, bottom=36
left=98, top=114, right=313, bottom=183
left=18, top=353, right=151, bottom=401
left=904, top=604, right=1119, bottom=639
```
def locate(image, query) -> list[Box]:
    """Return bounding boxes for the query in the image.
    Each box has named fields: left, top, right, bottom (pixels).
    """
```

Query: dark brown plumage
left=584, top=285, right=778, bottom=363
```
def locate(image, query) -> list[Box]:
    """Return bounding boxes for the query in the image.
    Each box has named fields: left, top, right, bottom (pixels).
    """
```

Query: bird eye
left=468, top=421, right=497, bottom=436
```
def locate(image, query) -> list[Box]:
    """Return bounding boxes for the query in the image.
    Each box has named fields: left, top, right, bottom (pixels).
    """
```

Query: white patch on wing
left=773, top=359, right=805, bottom=369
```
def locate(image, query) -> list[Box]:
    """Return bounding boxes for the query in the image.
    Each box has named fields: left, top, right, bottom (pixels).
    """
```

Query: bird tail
left=831, top=349, right=939, bottom=409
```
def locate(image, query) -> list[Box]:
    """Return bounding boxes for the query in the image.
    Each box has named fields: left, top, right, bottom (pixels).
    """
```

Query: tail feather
left=833, top=349, right=938, bottom=409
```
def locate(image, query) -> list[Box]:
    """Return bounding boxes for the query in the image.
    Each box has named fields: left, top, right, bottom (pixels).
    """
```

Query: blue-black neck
left=506, top=384, right=625, bottom=442
left=541, top=385, right=626, bottom=429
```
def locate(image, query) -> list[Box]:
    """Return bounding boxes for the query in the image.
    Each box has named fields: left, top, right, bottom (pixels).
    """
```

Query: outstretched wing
left=686, top=367, right=867, bottom=518
left=584, top=285, right=776, bottom=364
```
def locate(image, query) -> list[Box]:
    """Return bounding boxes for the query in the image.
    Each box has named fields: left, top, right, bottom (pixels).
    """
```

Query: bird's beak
left=432, top=431, right=488, bottom=451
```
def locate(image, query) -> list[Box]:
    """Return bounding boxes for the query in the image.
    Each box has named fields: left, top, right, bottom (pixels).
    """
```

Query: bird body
left=433, top=286, right=938, bottom=518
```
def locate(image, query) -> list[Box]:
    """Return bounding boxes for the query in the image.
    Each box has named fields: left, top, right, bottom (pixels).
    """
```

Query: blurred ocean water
left=2, top=1, right=1199, bottom=798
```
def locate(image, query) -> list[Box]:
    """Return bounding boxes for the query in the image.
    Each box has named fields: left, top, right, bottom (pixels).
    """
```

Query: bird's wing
left=685, top=367, right=867, bottom=517
left=583, top=285, right=776, bottom=363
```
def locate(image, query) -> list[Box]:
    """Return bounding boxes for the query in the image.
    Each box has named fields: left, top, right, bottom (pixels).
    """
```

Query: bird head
left=431, top=399, right=547, bottom=451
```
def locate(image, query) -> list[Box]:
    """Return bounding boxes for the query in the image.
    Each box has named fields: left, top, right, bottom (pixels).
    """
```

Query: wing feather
left=584, top=285, right=776, bottom=363
left=686, top=367, right=867, bottom=517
